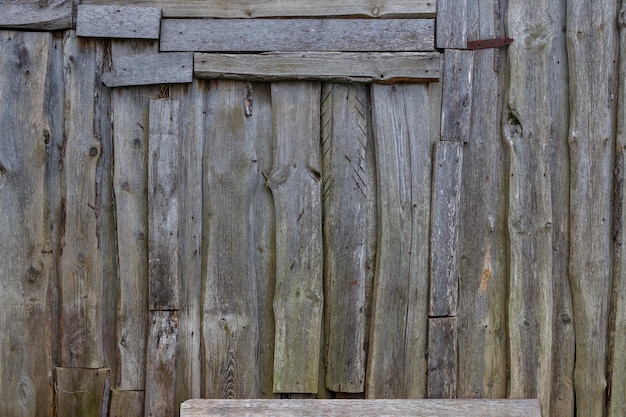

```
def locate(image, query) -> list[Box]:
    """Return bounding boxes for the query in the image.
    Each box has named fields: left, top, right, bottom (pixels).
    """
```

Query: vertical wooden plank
left=55, top=368, right=111, bottom=417
left=567, top=1, right=618, bottom=416
left=269, top=81, right=323, bottom=394
left=429, top=141, right=463, bottom=317
left=0, top=30, right=54, bottom=417
left=202, top=80, right=259, bottom=398
left=427, top=317, right=458, bottom=398
left=440, top=50, right=473, bottom=142
left=145, top=311, right=179, bottom=417
left=436, top=0, right=468, bottom=49
left=110, top=390, right=144, bottom=417
left=367, top=84, right=432, bottom=399
left=321, top=83, right=371, bottom=393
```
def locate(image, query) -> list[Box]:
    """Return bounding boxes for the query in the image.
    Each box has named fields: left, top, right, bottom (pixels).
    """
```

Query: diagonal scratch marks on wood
left=321, top=85, right=334, bottom=205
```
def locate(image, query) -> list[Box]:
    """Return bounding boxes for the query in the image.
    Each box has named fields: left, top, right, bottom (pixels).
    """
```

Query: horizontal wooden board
left=181, top=399, right=541, bottom=417
left=0, top=0, right=72, bottom=30
left=79, top=0, right=437, bottom=18
left=102, top=52, right=192, bottom=87
left=76, top=5, right=161, bottom=39
left=194, top=52, right=440, bottom=83
left=162, top=19, right=435, bottom=52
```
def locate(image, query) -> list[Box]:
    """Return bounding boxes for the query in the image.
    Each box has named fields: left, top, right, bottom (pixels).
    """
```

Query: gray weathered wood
left=80, top=0, right=437, bottom=18
left=102, top=52, right=193, bottom=87
left=0, top=30, right=54, bottom=417
left=202, top=80, right=260, bottom=398
left=0, top=0, right=72, bottom=30
left=268, top=82, right=323, bottom=393
left=367, top=84, right=432, bottom=398
left=440, top=50, right=474, bottom=142
left=55, top=368, right=111, bottom=417
left=145, top=311, right=179, bottom=417
left=436, top=0, right=468, bottom=48
left=110, top=390, right=144, bottom=417
left=77, top=5, right=161, bottom=39
left=321, top=83, right=372, bottom=393
left=429, top=141, right=463, bottom=317
left=148, top=99, right=180, bottom=310
left=567, top=1, right=618, bottom=416
left=428, top=317, right=458, bottom=398
left=161, top=19, right=435, bottom=52
left=181, top=399, right=542, bottom=417
left=194, top=52, right=440, bottom=84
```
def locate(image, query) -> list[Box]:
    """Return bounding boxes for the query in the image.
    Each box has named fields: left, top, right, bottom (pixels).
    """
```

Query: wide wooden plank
left=110, top=390, right=144, bottom=417
left=202, top=80, right=260, bottom=398
left=268, top=82, right=323, bottom=393
left=55, top=368, right=111, bottom=417
left=428, top=317, right=458, bottom=398
left=77, top=5, right=161, bottom=39
left=436, top=0, right=468, bottom=48
left=181, top=399, right=542, bottom=417
left=429, top=141, right=463, bottom=317
left=0, top=30, right=54, bottom=417
left=0, top=0, right=72, bottom=30
left=102, top=52, right=193, bottom=87
left=80, top=0, right=437, bottom=18
left=194, top=52, right=440, bottom=84
left=162, top=19, right=435, bottom=52
left=440, top=50, right=474, bottom=142
left=567, top=1, right=618, bottom=416
left=145, top=311, right=179, bottom=417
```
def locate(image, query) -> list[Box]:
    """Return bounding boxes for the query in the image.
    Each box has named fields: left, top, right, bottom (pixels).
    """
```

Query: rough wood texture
left=268, top=82, right=323, bottom=393
left=148, top=99, right=180, bottom=310
left=161, top=19, right=435, bottom=52
left=55, top=368, right=111, bottom=417
left=567, top=1, right=618, bottom=416
left=428, top=317, right=458, bottom=399
left=110, top=390, right=144, bottom=417
left=367, top=84, right=432, bottom=398
left=77, top=5, right=161, bottom=39
left=436, top=0, right=468, bottom=48
left=429, top=141, right=463, bottom=317
left=80, top=0, right=437, bottom=18
left=0, top=30, right=54, bottom=417
left=181, top=399, right=542, bottom=417
left=440, top=50, right=474, bottom=142
left=102, top=52, right=193, bottom=87
left=202, top=80, right=260, bottom=398
left=194, top=52, right=440, bottom=84
left=321, top=83, right=372, bottom=393
left=145, top=311, right=179, bottom=417
left=0, top=0, right=72, bottom=30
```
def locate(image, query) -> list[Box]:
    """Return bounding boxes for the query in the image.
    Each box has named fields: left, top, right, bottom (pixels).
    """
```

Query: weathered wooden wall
left=0, top=0, right=625, bottom=417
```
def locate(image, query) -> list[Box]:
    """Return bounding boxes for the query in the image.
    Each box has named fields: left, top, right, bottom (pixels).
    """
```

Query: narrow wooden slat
left=436, top=0, right=468, bottom=48
left=202, top=80, right=260, bottom=398
left=55, top=368, right=111, bottom=417
left=76, top=5, right=161, bottom=39
left=145, top=311, right=179, bottom=417
left=428, top=317, right=458, bottom=398
left=102, top=52, right=193, bottom=87
left=0, top=0, right=72, bottom=30
left=110, top=390, right=144, bottom=417
left=269, top=82, right=323, bottom=393
left=440, top=50, right=474, bottom=142
left=194, top=52, right=440, bottom=84
left=181, top=399, right=542, bottom=417
left=567, top=1, right=618, bottom=416
left=429, top=141, right=463, bottom=317
left=161, top=19, right=435, bottom=52
left=80, top=0, right=437, bottom=18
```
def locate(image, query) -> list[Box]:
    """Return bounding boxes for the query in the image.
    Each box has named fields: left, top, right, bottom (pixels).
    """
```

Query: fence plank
left=194, top=52, right=440, bottom=83
left=103, top=52, right=193, bottom=87
left=428, top=317, right=458, bottom=398
left=161, top=19, right=435, bottom=52
left=0, top=0, right=72, bottom=30
left=436, top=0, right=467, bottom=48
left=145, top=311, right=179, bottom=417
left=0, top=30, right=54, bottom=417
left=110, top=390, right=144, bottom=417
left=440, top=50, right=474, bottom=142
left=77, top=5, right=161, bottom=39
left=269, top=82, right=323, bottom=393
left=55, top=368, right=111, bottom=417
left=567, top=1, right=618, bottom=416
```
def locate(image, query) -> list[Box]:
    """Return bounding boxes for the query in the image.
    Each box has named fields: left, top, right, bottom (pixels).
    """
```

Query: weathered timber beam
left=102, top=52, right=192, bottom=87
left=0, top=0, right=73, bottom=30
left=77, top=5, right=161, bottom=39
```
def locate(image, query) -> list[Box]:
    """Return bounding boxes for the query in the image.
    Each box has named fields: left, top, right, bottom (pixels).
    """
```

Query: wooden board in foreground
left=180, top=399, right=541, bottom=417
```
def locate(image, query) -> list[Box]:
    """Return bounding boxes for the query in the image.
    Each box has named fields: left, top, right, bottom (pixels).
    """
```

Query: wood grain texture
left=429, top=141, right=463, bottom=317
left=367, top=84, right=432, bottom=399
left=80, top=0, right=437, bottom=18
left=161, top=19, right=435, bottom=52
left=145, top=311, right=179, bottom=417
left=567, top=1, right=618, bottom=416
left=0, top=30, right=54, bottom=417
left=202, top=80, right=260, bottom=398
left=0, top=0, right=72, bottom=30
left=440, top=50, right=473, bottom=142
left=102, top=52, right=193, bottom=87
left=55, top=368, right=111, bottom=417
left=428, top=317, right=458, bottom=399
left=181, top=399, right=542, bottom=417
left=436, top=0, right=468, bottom=48
left=194, top=52, right=440, bottom=84
left=268, top=82, right=323, bottom=393
left=110, top=390, right=144, bottom=417
left=76, top=5, right=161, bottom=39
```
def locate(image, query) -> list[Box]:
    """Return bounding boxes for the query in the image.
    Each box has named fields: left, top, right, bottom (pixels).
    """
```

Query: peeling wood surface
left=76, top=5, right=161, bottom=39
left=103, top=52, right=193, bottom=87
left=55, top=368, right=111, bottom=417
left=0, top=0, right=73, bottom=30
